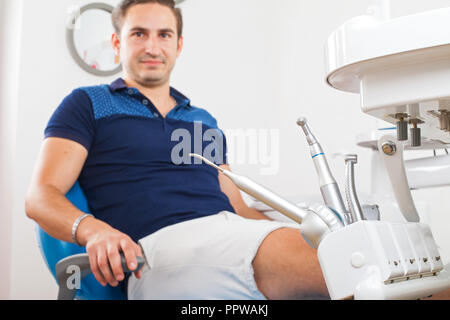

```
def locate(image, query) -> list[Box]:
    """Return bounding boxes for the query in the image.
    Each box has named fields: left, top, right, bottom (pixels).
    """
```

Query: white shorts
left=127, top=211, right=302, bottom=300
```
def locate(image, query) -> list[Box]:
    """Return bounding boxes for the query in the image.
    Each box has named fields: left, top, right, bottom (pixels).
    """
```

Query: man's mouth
left=141, top=60, right=163, bottom=66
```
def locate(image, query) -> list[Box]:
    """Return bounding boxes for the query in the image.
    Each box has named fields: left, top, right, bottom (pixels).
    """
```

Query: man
left=25, top=0, right=331, bottom=300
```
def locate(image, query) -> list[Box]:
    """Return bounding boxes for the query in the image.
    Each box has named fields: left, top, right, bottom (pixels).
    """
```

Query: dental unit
left=193, top=5, right=450, bottom=300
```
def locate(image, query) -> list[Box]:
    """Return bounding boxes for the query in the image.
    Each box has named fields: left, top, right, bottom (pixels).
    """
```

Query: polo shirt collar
left=109, top=77, right=191, bottom=108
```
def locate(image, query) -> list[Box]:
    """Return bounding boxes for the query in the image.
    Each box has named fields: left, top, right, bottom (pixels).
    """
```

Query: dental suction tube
left=297, top=117, right=349, bottom=225
left=189, top=154, right=343, bottom=248
left=190, top=154, right=309, bottom=223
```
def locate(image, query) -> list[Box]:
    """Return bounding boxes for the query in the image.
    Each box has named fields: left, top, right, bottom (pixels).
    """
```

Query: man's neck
left=123, top=77, right=176, bottom=117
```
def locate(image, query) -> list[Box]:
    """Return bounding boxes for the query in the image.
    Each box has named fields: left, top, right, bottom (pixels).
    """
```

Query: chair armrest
left=55, top=253, right=146, bottom=300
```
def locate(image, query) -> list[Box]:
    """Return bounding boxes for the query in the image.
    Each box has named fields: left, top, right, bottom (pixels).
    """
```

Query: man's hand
left=77, top=217, right=144, bottom=287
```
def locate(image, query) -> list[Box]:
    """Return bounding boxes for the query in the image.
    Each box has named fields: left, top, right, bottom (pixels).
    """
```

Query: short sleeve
left=209, top=116, right=229, bottom=166
left=44, top=88, right=96, bottom=151
left=204, top=112, right=229, bottom=166
left=202, top=114, right=229, bottom=166
left=218, top=129, right=229, bottom=165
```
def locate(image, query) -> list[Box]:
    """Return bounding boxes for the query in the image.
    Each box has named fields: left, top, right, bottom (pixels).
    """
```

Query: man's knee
left=252, top=227, right=329, bottom=300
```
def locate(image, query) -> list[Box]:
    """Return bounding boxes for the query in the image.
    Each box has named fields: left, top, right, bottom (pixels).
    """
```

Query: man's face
left=112, top=3, right=183, bottom=87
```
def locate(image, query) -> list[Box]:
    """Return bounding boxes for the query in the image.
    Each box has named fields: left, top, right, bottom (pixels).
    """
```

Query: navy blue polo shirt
left=45, top=78, right=236, bottom=243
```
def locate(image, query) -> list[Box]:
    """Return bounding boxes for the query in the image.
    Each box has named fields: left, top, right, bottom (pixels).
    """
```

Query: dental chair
left=35, top=182, right=145, bottom=300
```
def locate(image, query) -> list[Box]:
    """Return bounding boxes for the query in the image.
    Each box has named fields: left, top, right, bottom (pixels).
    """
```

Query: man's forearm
left=26, top=184, right=103, bottom=244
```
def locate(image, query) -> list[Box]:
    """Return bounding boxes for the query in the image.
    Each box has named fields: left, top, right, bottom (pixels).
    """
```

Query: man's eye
left=160, top=33, right=170, bottom=39
left=133, top=32, right=144, bottom=37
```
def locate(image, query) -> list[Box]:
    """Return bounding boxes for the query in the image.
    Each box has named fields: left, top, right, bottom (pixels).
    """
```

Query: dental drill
left=296, top=118, right=350, bottom=225
left=189, top=154, right=343, bottom=248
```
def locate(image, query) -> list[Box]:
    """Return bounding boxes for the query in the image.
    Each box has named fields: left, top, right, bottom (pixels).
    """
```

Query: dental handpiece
left=189, top=154, right=310, bottom=224
left=297, top=117, right=349, bottom=225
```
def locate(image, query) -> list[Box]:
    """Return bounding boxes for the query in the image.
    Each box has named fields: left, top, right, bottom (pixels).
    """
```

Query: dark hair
left=112, top=0, right=183, bottom=38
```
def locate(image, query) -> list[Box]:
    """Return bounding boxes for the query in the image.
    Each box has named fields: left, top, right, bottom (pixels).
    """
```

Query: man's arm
left=218, top=164, right=271, bottom=221
left=26, top=137, right=142, bottom=287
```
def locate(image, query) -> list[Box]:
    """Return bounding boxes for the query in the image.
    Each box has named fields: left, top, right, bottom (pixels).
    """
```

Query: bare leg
left=423, top=288, right=450, bottom=300
left=252, top=227, right=329, bottom=300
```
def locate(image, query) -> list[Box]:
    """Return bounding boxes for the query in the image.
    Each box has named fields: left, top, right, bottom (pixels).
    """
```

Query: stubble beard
left=128, top=57, right=173, bottom=88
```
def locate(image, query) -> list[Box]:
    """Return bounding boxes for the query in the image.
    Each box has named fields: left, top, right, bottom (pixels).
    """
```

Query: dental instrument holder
left=297, top=118, right=448, bottom=300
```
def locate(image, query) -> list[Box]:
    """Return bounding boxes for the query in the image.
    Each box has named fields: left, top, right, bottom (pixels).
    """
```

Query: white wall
left=3, top=0, right=450, bottom=299
left=0, top=0, right=22, bottom=300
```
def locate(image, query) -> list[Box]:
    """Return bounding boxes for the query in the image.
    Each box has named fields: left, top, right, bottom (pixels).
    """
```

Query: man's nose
left=144, top=34, right=161, bottom=56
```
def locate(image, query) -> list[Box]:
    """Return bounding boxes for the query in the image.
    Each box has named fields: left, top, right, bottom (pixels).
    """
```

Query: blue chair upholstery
left=35, top=182, right=127, bottom=300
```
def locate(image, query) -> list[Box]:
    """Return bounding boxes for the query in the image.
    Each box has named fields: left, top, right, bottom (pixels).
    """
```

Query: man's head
left=111, top=0, right=184, bottom=88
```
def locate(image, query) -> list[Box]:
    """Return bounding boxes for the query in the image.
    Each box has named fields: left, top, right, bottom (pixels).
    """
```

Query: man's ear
left=176, top=35, right=183, bottom=58
left=111, top=32, right=121, bottom=56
